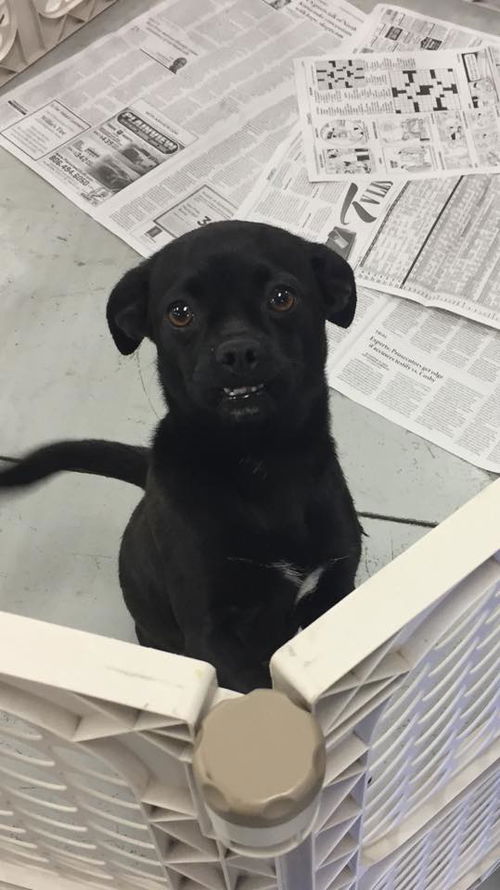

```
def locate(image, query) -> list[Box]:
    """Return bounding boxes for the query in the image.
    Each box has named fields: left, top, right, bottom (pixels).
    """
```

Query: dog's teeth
left=223, top=384, right=264, bottom=398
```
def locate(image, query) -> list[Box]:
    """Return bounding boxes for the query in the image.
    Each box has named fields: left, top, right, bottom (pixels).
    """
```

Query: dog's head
left=107, top=221, right=355, bottom=431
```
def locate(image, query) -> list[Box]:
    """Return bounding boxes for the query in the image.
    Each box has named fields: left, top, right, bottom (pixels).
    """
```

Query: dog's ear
left=106, top=260, right=152, bottom=355
left=309, top=244, right=356, bottom=328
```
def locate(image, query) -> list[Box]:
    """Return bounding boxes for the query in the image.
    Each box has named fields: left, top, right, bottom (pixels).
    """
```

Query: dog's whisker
left=136, top=351, right=160, bottom=420
left=226, top=556, right=280, bottom=571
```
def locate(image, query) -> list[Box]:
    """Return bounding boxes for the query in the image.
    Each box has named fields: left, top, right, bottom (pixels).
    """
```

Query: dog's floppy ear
left=309, top=244, right=356, bottom=328
left=106, top=260, right=152, bottom=355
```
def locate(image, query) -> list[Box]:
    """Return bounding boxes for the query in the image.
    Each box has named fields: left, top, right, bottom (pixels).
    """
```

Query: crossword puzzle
left=315, top=60, right=367, bottom=90
left=390, top=68, right=460, bottom=113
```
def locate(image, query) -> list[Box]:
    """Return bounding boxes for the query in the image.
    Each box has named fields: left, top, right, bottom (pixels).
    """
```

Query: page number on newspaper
left=390, top=68, right=460, bottom=113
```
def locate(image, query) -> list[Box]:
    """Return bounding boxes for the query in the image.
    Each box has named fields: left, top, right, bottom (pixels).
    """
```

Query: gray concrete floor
left=482, top=871, right=500, bottom=890
left=0, top=1, right=498, bottom=887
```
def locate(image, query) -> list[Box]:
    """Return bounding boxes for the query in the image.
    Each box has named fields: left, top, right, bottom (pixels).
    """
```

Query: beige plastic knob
left=193, top=689, right=325, bottom=855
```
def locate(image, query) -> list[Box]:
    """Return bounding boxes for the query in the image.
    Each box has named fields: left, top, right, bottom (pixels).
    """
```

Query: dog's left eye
left=268, top=287, right=296, bottom=313
left=167, top=302, right=194, bottom=328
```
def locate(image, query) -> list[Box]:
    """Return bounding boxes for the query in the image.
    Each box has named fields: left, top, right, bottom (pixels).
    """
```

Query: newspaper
left=239, top=105, right=500, bottom=467
left=294, top=44, right=500, bottom=182
left=238, top=124, right=500, bottom=339
left=327, top=288, right=500, bottom=474
left=237, top=3, right=499, bottom=249
left=238, top=124, right=407, bottom=255
left=0, top=0, right=365, bottom=256
left=353, top=3, right=492, bottom=52
left=356, top=174, right=500, bottom=330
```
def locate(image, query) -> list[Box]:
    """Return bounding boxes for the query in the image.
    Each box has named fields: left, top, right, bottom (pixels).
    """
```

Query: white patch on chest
left=273, top=561, right=325, bottom=606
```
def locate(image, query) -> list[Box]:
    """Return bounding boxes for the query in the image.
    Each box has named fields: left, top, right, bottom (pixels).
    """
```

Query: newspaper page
left=238, top=124, right=404, bottom=258
left=294, top=45, right=500, bottom=182
left=0, top=0, right=365, bottom=256
left=239, top=130, right=500, bottom=332
left=356, top=175, right=500, bottom=330
left=353, top=3, right=492, bottom=52
left=328, top=288, right=500, bottom=473
left=239, top=4, right=497, bottom=249
left=238, top=125, right=500, bottom=468
left=237, top=6, right=500, bottom=330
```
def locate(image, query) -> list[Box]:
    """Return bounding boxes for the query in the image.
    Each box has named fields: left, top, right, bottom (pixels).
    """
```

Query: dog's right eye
left=167, top=302, right=194, bottom=328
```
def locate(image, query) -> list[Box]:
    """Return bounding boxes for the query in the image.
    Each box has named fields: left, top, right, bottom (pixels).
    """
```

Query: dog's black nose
left=216, top=338, right=260, bottom=375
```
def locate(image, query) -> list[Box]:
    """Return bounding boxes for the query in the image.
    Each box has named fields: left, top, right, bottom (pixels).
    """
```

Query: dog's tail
left=0, top=441, right=148, bottom=490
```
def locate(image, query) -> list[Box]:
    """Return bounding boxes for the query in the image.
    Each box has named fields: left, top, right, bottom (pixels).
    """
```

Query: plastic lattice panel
left=366, top=770, right=499, bottom=890
left=362, top=576, right=498, bottom=852
left=0, top=0, right=117, bottom=87
left=0, top=674, right=217, bottom=889
left=0, top=621, right=279, bottom=890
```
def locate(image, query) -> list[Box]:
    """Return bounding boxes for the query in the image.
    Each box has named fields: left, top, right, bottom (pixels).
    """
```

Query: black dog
left=0, top=221, right=362, bottom=692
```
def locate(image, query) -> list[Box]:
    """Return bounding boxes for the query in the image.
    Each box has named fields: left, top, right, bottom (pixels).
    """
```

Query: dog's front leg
left=183, top=561, right=298, bottom=693
left=184, top=625, right=272, bottom=694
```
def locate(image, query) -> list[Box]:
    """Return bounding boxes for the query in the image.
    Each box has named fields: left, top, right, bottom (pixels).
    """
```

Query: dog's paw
left=222, top=663, right=272, bottom=694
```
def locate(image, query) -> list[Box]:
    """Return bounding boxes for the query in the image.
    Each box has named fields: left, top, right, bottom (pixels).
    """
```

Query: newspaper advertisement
left=353, top=3, right=492, bottom=53
left=294, top=45, right=500, bottom=182
left=0, top=0, right=365, bottom=256
left=327, top=288, right=500, bottom=473
left=239, top=127, right=500, bottom=471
